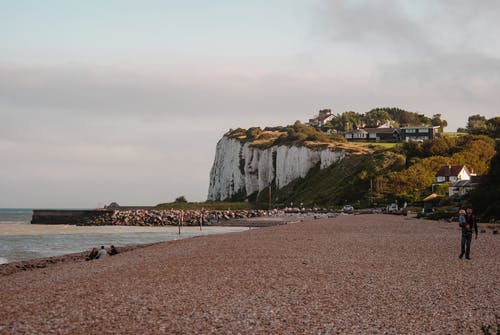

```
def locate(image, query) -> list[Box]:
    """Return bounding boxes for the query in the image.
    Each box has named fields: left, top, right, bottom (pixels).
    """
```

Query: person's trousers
left=460, top=232, right=472, bottom=257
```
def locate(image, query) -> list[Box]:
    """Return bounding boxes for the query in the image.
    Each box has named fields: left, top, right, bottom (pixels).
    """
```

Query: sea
left=0, top=208, right=246, bottom=264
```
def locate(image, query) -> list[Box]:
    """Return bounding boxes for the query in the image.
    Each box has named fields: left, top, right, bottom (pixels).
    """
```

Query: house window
left=450, top=176, right=457, bottom=182
left=418, top=128, right=428, bottom=133
left=406, top=129, right=416, bottom=133
left=437, top=176, right=445, bottom=182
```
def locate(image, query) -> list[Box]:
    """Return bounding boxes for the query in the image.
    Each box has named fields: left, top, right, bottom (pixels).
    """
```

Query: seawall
left=31, top=210, right=113, bottom=225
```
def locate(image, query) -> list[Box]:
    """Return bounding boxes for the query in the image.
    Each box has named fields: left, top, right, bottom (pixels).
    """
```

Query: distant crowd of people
left=86, top=245, right=119, bottom=261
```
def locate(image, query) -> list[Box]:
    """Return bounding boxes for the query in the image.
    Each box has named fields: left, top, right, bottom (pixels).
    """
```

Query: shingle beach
left=1, top=214, right=499, bottom=334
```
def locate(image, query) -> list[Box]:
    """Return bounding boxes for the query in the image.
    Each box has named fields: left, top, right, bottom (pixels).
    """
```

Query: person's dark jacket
left=464, top=214, right=478, bottom=235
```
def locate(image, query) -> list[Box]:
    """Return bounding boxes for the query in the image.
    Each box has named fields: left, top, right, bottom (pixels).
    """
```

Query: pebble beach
left=1, top=214, right=499, bottom=334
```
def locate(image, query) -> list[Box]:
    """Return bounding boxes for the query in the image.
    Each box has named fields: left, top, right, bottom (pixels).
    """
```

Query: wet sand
left=1, top=214, right=499, bottom=334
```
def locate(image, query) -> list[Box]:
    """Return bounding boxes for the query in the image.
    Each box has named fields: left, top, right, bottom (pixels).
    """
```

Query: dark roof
left=400, top=126, right=440, bottom=129
left=363, top=128, right=397, bottom=134
left=435, top=165, right=468, bottom=177
left=349, top=129, right=367, bottom=134
left=317, top=113, right=332, bottom=121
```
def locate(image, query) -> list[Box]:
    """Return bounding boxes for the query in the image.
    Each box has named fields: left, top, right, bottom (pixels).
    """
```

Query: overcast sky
left=1, top=0, right=499, bottom=208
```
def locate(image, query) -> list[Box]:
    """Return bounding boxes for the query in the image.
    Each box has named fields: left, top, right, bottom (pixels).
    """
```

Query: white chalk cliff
left=207, top=136, right=345, bottom=201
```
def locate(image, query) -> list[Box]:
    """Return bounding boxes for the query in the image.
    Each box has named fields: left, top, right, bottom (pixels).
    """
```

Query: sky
left=1, top=0, right=499, bottom=208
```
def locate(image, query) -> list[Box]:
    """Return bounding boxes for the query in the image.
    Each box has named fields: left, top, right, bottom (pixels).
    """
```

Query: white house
left=344, top=129, right=368, bottom=140
left=435, top=165, right=471, bottom=183
left=308, top=110, right=334, bottom=128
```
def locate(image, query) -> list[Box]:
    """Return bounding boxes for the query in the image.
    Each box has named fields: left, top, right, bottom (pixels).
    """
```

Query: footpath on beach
left=1, top=214, right=499, bottom=334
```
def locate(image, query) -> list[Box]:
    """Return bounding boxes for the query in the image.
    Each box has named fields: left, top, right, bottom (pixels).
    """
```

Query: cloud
left=311, top=0, right=500, bottom=129
left=315, top=0, right=500, bottom=57
left=0, top=63, right=329, bottom=120
left=314, top=0, right=434, bottom=56
left=0, top=62, right=346, bottom=207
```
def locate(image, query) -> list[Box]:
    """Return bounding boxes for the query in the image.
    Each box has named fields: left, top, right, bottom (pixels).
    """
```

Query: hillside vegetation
left=264, top=135, right=496, bottom=207
left=470, top=141, right=500, bottom=220
left=225, top=121, right=375, bottom=154
left=225, top=121, right=346, bottom=149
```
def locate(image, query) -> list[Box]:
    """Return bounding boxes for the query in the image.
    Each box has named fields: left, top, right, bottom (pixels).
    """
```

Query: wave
left=0, top=221, right=30, bottom=225
left=0, top=257, right=8, bottom=264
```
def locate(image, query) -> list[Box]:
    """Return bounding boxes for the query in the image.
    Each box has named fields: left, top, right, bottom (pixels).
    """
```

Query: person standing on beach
left=459, top=208, right=478, bottom=259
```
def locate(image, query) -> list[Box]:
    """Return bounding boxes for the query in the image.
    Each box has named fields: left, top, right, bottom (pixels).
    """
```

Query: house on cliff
left=344, top=129, right=368, bottom=140
left=344, top=125, right=439, bottom=142
left=399, top=126, right=440, bottom=142
left=308, top=110, right=334, bottom=128
left=344, top=127, right=400, bottom=142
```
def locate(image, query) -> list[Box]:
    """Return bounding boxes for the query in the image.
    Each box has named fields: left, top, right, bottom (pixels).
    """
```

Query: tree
left=175, top=196, right=188, bottom=203
left=431, top=114, right=448, bottom=132
left=466, top=114, right=488, bottom=134
left=470, top=143, right=500, bottom=220
left=364, top=110, right=391, bottom=127
left=328, top=111, right=363, bottom=132
left=486, top=116, right=500, bottom=138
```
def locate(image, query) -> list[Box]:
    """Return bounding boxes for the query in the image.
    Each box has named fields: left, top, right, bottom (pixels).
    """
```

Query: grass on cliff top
left=225, top=122, right=348, bottom=149
left=351, top=142, right=399, bottom=149
left=154, top=201, right=254, bottom=210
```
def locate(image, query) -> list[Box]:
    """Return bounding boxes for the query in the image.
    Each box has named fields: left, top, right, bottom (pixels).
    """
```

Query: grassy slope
left=272, top=150, right=405, bottom=207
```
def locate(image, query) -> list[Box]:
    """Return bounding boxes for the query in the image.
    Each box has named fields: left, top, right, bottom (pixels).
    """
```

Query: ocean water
left=0, top=208, right=33, bottom=224
left=0, top=209, right=246, bottom=264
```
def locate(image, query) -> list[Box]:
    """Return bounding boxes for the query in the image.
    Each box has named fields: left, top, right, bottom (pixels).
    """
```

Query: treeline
left=323, top=107, right=447, bottom=132
left=458, top=114, right=500, bottom=138
left=470, top=142, right=500, bottom=220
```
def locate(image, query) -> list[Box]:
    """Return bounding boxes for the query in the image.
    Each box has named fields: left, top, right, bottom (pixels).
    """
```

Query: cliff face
left=207, top=136, right=345, bottom=201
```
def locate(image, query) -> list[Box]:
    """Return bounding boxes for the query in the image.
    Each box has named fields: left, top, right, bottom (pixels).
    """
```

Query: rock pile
left=83, top=209, right=283, bottom=226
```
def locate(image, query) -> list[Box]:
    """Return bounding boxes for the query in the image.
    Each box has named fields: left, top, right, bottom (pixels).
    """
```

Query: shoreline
left=0, top=217, right=294, bottom=271
left=0, top=242, right=157, bottom=276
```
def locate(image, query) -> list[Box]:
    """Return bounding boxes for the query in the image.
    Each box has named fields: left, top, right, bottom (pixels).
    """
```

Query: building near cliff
left=207, top=135, right=345, bottom=201
left=399, top=126, right=440, bottom=141
left=344, top=126, right=439, bottom=142
left=448, top=177, right=482, bottom=198
left=344, top=128, right=400, bottom=142
left=307, top=110, right=334, bottom=128
left=435, top=165, right=472, bottom=183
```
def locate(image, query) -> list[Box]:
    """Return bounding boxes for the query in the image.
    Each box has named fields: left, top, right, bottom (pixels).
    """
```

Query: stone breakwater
left=32, top=209, right=284, bottom=226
